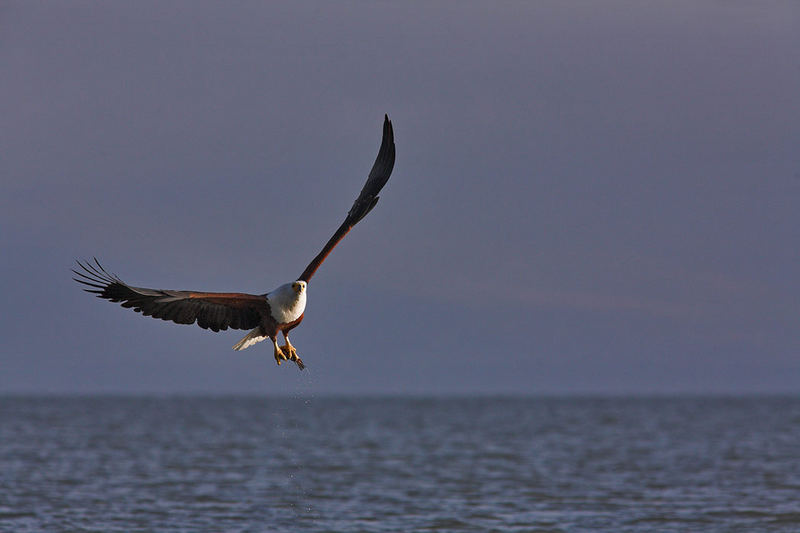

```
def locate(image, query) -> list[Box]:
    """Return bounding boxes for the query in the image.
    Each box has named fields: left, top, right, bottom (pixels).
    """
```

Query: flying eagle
left=73, top=115, right=395, bottom=370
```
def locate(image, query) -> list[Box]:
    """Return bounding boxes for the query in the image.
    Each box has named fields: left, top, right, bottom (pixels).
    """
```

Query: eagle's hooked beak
left=292, top=281, right=305, bottom=293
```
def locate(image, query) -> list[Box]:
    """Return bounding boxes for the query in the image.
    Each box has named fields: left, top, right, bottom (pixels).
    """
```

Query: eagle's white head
left=291, top=280, right=307, bottom=293
left=267, top=281, right=307, bottom=324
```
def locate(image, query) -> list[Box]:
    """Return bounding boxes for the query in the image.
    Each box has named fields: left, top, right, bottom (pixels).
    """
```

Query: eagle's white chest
left=266, top=283, right=307, bottom=324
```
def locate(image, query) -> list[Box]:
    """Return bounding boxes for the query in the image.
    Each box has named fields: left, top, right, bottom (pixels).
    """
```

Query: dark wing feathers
left=298, top=114, right=395, bottom=282
left=348, top=114, right=396, bottom=224
left=73, top=259, right=267, bottom=332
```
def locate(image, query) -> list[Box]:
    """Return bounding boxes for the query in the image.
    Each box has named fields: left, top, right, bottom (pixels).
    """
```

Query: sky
left=1, top=1, right=798, bottom=395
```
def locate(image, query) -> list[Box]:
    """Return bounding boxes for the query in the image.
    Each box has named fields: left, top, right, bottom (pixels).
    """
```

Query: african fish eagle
left=73, top=115, right=395, bottom=370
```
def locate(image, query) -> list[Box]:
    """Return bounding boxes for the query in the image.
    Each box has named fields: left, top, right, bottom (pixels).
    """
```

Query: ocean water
left=1, top=396, right=798, bottom=532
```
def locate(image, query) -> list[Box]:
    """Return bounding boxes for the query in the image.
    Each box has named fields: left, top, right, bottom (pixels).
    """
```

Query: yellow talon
left=273, top=345, right=287, bottom=365
left=280, top=344, right=296, bottom=357
left=279, top=344, right=305, bottom=370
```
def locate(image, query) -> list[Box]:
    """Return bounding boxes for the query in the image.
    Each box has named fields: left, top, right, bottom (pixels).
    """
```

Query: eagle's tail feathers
left=232, top=327, right=268, bottom=351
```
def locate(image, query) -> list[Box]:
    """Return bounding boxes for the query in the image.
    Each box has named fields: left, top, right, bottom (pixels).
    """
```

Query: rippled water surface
left=1, top=396, right=798, bottom=532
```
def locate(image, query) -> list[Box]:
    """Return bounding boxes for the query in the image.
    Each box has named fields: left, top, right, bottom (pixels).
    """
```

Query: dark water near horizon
left=1, top=396, right=798, bottom=532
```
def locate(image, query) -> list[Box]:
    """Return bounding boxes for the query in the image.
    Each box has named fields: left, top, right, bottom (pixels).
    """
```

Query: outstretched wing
left=298, top=114, right=396, bottom=283
left=73, top=259, right=268, bottom=332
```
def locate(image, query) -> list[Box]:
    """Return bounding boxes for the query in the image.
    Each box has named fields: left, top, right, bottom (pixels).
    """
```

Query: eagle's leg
left=272, top=337, right=288, bottom=366
left=280, top=333, right=305, bottom=370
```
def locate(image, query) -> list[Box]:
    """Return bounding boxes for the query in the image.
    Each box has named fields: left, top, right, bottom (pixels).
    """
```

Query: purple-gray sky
left=2, top=1, right=798, bottom=394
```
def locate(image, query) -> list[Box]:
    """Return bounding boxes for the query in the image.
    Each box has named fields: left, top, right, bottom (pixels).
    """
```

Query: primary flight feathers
left=74, top=115, right=395, bottom=370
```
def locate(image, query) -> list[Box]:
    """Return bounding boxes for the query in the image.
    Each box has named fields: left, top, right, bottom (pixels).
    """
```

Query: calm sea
left=1, top=396, right=798, bottom=532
